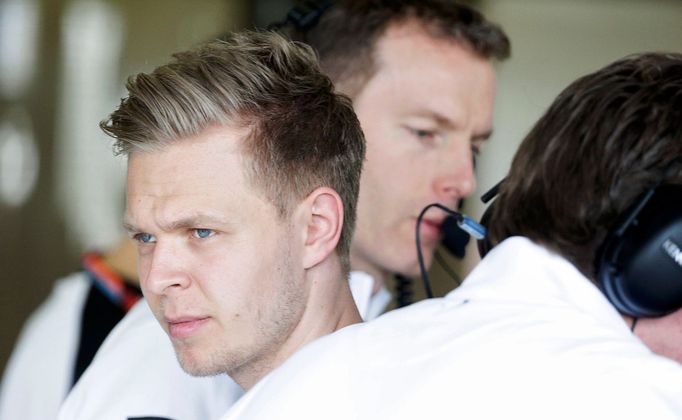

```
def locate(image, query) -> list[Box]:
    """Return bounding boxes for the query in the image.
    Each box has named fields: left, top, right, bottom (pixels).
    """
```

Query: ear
left=299, top=187, right=344, bottom=270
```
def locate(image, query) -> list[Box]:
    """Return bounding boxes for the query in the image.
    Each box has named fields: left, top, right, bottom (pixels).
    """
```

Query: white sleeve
left=0, top=273, right=90, bottom=420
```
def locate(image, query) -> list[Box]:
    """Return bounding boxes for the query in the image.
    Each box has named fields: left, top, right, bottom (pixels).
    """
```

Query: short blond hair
left=101, top=31, right=365, bottom=274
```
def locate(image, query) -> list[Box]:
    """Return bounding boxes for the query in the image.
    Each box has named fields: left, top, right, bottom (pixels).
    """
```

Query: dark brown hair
left=100, top=31, right=366, bottom=274
left=287, top=0, right=510, bottom=96
left=487, top=53, right=682, bottom=278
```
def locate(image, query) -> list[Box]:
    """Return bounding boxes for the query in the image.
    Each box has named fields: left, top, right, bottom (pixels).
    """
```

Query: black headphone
left=596, top=183, right=682, bottom=317
left=267, top=0, right=333, bottom=32
left=477, top=178, right=682, bottom=318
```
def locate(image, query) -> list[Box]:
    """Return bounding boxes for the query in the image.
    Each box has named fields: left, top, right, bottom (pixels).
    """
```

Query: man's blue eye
left=135, top=233, right=156, bottom=243
left=195, top=229, right=213, bottom=239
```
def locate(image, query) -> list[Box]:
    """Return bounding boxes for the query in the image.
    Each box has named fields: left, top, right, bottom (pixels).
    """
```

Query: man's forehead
left=127, top=131, right=249, bottom=196
left=371, top=18, right=492, bottom=81
left=379, top=18, right=438, bottom=41
left=362, top=46, right=495, bottom=134
left=376, top=18, right=473, bottom=59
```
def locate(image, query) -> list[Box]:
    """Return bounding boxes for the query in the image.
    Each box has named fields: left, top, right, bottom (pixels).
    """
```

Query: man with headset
left=219, top=53, right=682, bottom=419
left=276, top=0, right=509, bottom=297
left=58, top=2, right=511, bottom=419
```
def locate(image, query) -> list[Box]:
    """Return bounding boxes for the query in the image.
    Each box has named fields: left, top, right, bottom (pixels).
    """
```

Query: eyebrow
left=123, top=214, right=233, bottom=233
left=411, top=109, right=458, bottom=131
left=473, top=129, right=493, bottom=142
left=409, top=110, right=494, bottom=142
left=122, top=220, right=138, bottom=234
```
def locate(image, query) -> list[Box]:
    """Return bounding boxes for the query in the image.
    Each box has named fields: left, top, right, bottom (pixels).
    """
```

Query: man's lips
left=166, top=316, right=210, bottom=339
left=418, top=218, right=444, bottom=242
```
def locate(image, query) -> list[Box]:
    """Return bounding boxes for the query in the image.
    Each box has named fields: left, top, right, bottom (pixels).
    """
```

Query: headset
left=416, top=204, right=486, bottom=299
left=267, top=0, right=333, bottom=32
left=403, top=208, right=472, bottom=306
left=272, top=1, right=479, bottom=304
left=475, top=172, right=682, bottom=318
left=596, top=183, right=682, bottom=317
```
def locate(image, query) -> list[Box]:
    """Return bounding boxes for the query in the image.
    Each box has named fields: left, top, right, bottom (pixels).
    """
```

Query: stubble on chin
left=172, top=339, right=251, bottom=377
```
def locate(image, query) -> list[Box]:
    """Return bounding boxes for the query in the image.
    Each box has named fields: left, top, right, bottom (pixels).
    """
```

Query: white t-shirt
left=0, top=273, right=90, bottom=420
left=56, top=271, right=389, bottom=420
left=220, top=237, right=682, bottom=420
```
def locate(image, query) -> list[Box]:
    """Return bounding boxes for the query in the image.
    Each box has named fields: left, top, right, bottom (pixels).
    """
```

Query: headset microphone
left=417, top=203, right=486, bottom=299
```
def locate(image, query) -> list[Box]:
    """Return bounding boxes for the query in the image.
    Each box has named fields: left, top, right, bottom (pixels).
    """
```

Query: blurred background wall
left=1, top=0, right=681, bottom=373
left=0, top=0, right=257, bottom=375
left=472, top=0, right=682, bottom=218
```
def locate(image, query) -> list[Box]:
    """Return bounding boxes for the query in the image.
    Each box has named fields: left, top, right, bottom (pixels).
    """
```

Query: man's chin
left=178, top=357, right=224, bottom=377
left=173, top=346, right=223, bottom=377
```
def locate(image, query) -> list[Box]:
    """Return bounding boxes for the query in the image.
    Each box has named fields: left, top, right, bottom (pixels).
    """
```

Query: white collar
left=349, top=271, right=391, bottom=321
left=447, top=236, right=631, bottom=334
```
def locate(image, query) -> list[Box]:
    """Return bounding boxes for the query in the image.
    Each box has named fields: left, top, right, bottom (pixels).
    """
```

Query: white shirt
left=57, top=271, right=389, bottom=420
left=348, top=271, right=392, bottom=321
left=220, top=237, right=682, bottom=420
left=0, top=273, right=90, bottom=420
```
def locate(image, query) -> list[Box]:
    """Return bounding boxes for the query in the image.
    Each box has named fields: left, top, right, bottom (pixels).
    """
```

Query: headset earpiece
left=597, top=183, right=682, bottom=317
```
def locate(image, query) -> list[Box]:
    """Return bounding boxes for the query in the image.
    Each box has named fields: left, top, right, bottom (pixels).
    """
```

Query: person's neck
left=624, top=311, right=682, bottom=363
left=232, top=259, right=362, bottom=390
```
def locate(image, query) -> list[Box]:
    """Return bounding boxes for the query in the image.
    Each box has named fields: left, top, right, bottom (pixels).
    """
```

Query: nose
left=433, top=142, right=477, bottom=204
left=141, top=243, right=191, bottom=296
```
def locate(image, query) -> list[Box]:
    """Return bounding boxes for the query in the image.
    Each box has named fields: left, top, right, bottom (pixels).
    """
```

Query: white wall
left=52, top=0, right=248, bottom=253
left=470, top=0, right=682, bottom=218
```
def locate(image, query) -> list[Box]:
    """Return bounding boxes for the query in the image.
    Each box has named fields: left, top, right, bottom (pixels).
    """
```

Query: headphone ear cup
left=597, top=184, right=682, bottom=317
left=477, top=201, right=495, bottom=259
left=596, top=232, right=631, bottom=314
